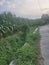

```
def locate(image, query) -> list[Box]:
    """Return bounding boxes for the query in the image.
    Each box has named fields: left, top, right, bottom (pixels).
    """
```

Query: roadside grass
left=0, top=27, right=40, bottom=65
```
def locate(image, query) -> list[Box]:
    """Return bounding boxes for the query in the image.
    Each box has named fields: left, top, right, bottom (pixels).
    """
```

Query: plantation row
left=0, top=12, right=48, bottom=65
left=0, top=12, right=48, bottom=38
left=0, top=12, right=40, bottom=65
left=0, top=12, right=30, bottom=38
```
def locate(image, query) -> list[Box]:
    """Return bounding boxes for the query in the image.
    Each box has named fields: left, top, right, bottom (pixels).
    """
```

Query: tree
left=41, top=14, right=49, bottom=24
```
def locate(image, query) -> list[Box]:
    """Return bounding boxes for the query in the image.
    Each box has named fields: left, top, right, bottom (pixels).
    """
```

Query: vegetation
left=0, top=12, right=49, bottom=65
left=0, top=27, right=39, bottom=65
left=0, top=12, right=49, bottom=38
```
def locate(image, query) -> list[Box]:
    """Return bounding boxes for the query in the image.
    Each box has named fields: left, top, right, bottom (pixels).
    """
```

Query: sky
left=0, top=0, right=49, bottom=19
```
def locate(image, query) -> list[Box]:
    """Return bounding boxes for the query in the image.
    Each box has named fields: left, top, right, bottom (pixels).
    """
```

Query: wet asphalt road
left=40, top=25, right=49, bottom=65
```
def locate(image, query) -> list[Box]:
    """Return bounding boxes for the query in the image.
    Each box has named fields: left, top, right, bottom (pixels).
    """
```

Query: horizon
left=0, top=0, right=49, bottom=19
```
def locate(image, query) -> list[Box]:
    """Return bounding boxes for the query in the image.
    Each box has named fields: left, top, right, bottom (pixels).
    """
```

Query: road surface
left=40, top=25, right=49, bottom=65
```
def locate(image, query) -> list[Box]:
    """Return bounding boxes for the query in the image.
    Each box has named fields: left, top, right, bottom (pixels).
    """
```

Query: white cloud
left=16, top=0, right=41, bottom=16
left=18, top=0, right=49, bottom=17
left=2, top=0, right=41, bottom=17
left=0, top=0, right=49, bottom=18
left=0, top=0, right=5, bottom=5
left=8, top=3, right=16, bottom=9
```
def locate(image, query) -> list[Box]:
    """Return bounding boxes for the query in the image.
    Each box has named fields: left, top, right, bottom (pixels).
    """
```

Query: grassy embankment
left=0, top=12, right=42, bottom=65
left=0, top=26, right=40, bottom=65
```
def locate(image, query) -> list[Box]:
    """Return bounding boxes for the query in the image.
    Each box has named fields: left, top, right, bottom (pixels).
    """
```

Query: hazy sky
left=0, top=0, right=49, bottom=19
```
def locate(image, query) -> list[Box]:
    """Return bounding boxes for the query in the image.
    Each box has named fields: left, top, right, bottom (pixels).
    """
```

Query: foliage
left=0, top=12, right=49, bottom=38
left=0, top=27, right=39, bottom=65
left=0, top=12, right=42, bottom=65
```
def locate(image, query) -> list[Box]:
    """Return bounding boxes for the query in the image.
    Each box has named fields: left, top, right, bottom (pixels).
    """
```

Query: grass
left=0, top=27, right=40, bottom=65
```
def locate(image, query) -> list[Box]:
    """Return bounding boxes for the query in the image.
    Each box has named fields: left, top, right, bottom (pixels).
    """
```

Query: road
left=40, top=25, right=49, bottom=65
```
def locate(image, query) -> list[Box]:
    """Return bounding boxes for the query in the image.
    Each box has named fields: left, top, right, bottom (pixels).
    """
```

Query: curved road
left=40, top=25, right=49, bottom=65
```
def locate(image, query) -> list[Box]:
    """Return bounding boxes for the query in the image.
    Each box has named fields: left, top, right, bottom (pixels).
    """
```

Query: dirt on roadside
left=36, top=38, right=44, bottom=65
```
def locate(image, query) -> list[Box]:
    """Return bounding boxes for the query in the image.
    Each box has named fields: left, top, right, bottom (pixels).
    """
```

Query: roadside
left=37, top=29, right=44, bottom=65
left=37, top=38, right=44, bottom=65
left=0, top=27, right=43, bottom=65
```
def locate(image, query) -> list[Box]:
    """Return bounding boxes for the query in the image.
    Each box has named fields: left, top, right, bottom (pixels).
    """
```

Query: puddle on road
left=40, top=25, right=49, bottom=65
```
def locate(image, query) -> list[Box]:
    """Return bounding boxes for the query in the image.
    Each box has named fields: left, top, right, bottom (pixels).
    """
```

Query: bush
left=14, top=43, right=38, bottom=65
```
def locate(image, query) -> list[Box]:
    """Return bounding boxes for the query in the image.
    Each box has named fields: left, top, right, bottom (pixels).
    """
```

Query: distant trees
left=41, top=14, right=49, bottom=24
left=0, top=12, right=19, bottom=38
left=0, top=12, right=49, bottom=38
left=0, top=12, right=30, bottom=38
left=41, top=14, right=49, bottom=19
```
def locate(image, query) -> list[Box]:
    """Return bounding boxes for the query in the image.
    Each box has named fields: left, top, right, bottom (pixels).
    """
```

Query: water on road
left=40, top=25, right=49, bottom=65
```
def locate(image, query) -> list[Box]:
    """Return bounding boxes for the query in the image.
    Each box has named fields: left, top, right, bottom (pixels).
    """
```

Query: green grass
left=0, top=27, right=39, bottom=65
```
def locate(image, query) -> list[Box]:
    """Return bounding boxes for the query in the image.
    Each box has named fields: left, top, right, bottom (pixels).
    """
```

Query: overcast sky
left=0, top=0, right=49, bottom=19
